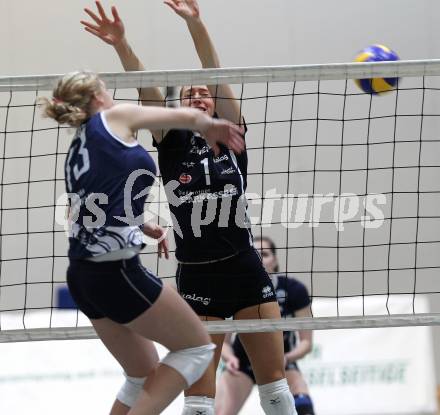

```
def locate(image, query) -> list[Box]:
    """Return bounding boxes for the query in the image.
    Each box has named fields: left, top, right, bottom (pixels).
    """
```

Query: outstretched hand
left=164, top=0, right=200, bottom=22
left=204, top=119, right=245, bottom=156
left=81, top=1, right=125, bottom=46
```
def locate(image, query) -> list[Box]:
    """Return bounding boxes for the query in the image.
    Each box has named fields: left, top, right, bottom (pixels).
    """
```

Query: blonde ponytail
left=38, top=71, right=101, bottom=128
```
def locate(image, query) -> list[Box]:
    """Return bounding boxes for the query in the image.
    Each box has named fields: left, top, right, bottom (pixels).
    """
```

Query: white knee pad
left=161, top=343, right=215, bottom=387
left=116, top=373, right=146, bottom=408
left=258, top=378, right=298, bottom=415
left=182, top=396, right=215, bottom=415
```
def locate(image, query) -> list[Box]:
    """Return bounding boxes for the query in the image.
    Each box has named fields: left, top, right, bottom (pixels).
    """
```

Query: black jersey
left=65, top=112, right=156, bottom=259
left=232, top=275, right=311, bottom=360
left=154, top=127, right=253, bottom=262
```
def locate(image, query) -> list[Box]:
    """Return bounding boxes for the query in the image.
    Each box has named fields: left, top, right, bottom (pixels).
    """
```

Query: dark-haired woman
left=81, top=1, right=297, bottom=413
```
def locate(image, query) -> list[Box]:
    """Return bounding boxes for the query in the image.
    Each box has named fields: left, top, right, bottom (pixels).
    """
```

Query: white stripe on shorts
left=120, top=267, right=153, bottom=306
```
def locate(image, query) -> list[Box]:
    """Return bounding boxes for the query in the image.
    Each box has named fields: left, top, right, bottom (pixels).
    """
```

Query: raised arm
left=165, top=0, right=243, bottom=125
left=105, top=104, right=245, bottom=156
left=82, top=2, right=165, bottom=106
left=81, top=1, right=167, bottom=141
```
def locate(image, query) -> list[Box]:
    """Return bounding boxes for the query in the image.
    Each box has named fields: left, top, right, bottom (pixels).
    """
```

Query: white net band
left=1, top=59, right=440, bottom=91
left=1, top=312, right=440, bottom=343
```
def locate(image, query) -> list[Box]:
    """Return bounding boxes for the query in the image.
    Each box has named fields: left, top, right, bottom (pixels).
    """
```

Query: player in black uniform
left=39, top=70, right=244, bottom=415
left=216, top=236, right=315, bottom=415
left=81, top=1, right=297, bottom=414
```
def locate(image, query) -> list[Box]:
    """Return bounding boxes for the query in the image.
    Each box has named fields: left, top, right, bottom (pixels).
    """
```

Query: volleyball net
left=1, top=59, right=440, bottom=342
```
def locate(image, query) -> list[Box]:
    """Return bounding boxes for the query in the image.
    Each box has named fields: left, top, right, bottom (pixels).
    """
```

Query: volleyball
left=354, top=44, right=400, bottom=94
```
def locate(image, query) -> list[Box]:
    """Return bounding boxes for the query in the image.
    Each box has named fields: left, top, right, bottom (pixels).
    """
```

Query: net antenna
left=1, top=59, right=440, bottom=342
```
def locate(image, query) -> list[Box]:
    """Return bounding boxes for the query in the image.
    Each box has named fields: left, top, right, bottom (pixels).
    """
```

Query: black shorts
left=176, top=248, right=277, bottom=319
left=67, top=255, right=163, bottom=324
left=238, top=359, right=299, bottom=384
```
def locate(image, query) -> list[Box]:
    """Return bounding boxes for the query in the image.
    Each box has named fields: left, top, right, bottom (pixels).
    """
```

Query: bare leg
left=125, top=284, right=210, bottom=351
left=92, top=284, right=211, bottom=415
left=286, top=369, right=310, bottom=396
left=127, top=365, right=188, bottom=415
left=183, top=316, right=225, bottom=398
left=234, top=302, right=298, bottom=414
left=234, top=302, right=285, bottom=385
left=215, top=370, right=254, bottom=415
left=111, top=400, right=132, bottom=415
left=89, top=324, right=159, bottom=415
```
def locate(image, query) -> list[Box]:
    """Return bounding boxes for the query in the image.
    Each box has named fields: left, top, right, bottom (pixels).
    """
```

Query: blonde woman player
left=40, top=70, right=245, bottom=415
left=216, top=236, right=315, bottom=415
left=81, top=1, right=298, bottom=414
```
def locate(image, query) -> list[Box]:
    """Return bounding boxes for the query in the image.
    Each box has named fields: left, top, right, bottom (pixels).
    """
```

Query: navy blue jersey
left=154, top=126, right=252, bottom=262
left=65, top=112, right=156, bottom=259
left=232, top=275, right=311, bottom=359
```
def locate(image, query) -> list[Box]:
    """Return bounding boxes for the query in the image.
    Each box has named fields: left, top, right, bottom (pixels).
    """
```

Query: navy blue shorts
left=176, top=248, right=277, bottom=319
left=67, top=255, right=163, bottom=324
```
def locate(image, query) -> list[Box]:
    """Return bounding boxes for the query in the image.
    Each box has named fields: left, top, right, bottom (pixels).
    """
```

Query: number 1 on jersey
left=200, top=158, right=211, bottom=186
